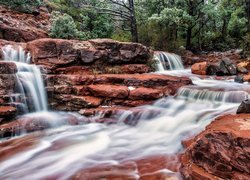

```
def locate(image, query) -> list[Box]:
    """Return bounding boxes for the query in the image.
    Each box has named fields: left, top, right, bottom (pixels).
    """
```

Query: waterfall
left=154, top=52, right=184, bottom=71
left=176, top=87, right=248, bottom=104
left=2, top=45, right=48, bottom=112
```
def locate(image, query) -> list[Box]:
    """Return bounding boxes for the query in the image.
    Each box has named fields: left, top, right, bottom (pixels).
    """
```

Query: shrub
left=49, top=12, right=78, bottom=39
left=0, top=0, right=41, bottom=13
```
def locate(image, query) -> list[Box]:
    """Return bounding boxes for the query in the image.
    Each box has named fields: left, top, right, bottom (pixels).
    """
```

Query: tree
left=47, top=0, right=114, bottom=40
left=49, top=12, right=79, bottom=39
left=88, top=0, right=139, bottom=42
left=0, top=0, right=41, bottom=13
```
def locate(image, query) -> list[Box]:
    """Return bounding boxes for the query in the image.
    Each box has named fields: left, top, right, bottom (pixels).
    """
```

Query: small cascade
left=154, top=52, right=184, bottom=71
left=176, top=87, right=248, bottom=104
left=2, top=45, right=48, bottom=112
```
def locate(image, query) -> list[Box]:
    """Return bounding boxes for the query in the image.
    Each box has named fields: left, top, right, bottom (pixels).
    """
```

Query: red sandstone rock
left=54, top=66, right=93, bottom=75
left=54, top=95, right=103, bottom=108
left=0, top=113, right=81, bottom=137
left=72, top=155, right=180, bottom=180
left=182, top=49, right=245, bottom=67
left=129, top=87, right=164, bottom=100
left=121, top=64, right=150, bottom=74
left=48, top=74, right=191, bottom=113
left=181, top=114, right=250, bottom=179
left=0, top=75, right=16, bottom=95
left=0, top=106, right=16, bottom=117
left=191, top=62, right=208, bottom=75
left=0, top=62, right=17, bottom=74
left=114, top=99, right=154, bottom=107
left=243, top=74, right=250, bottom=82
left=0, top=134, right=40, bottom=161
left=0, top=6, right=50, bottom=42
left=88, top=85, right=129, bottom=99
left=26, top=38, right=152, bottom=71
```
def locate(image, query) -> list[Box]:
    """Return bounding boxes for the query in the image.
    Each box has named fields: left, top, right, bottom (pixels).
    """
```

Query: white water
left=1, top=75, right=248, bottom=179
left=154, top=52, right=184, bottom=71
left=2, top=45, right=48, bottom=112
left=0, top=48, right=250, bottom=179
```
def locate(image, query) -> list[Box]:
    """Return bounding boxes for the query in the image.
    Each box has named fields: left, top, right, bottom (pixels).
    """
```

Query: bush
left=0, top=0, right=41, bottom=13
left=49, top=12, right=79, bottom=39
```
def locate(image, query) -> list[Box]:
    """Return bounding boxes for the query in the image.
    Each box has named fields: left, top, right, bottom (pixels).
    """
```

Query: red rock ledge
left=181, top=114, right=250, bottom=179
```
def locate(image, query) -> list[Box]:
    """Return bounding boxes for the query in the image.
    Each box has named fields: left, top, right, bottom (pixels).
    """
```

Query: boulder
left=218, top=58, right=237, bottom=76
left=191, top=62, right=208, bottom=75
left=237, top=99, right=250, bottom=114
left=181, top=114, right=250, bottom=179
left=237, top=66, right=248, bottom=74
left=206, top=64, right=220, bottom=75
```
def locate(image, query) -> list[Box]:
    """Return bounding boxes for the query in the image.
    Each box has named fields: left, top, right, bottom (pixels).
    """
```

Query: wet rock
left=182, top=49, right=245, bottom=66
left=237, top=99, right=250, bottom=114
left=181, top=114, right=250, bottom=179
left=0, top=6, right=50, bottom=42
left=218, top=58, right=237, bottom=76
left=54, top=95, right=103, bottom=108
left=0, top=106, right=17, bottom=123
left=237, top=66, right=248, bottom=74
left=191, top=62, right=208, bottom=75
left=206, top=64, right=220, bottom=75
left=72, top=155, right=180, bottom=180
left=0, top=134, right=40, bottom=161
left=0, top=75, right=16, bottom=95
left=0, top=113, right=81, bottom=137
left=243, top=75, right=250, bottom=82
left=0, top=62, right=17, bottom=74
left=234, top=75, right=244, bottom=83
left=129, top=87, right=164, bottom=100
left=87, top=85, right=129, bottom=99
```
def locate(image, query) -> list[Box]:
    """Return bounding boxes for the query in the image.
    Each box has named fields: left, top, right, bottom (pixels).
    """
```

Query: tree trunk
left=186, top=27, right=192, bottom=50
left=246, top=0, right=250, bottom=31
left=128, top=0, right=138, bottom=42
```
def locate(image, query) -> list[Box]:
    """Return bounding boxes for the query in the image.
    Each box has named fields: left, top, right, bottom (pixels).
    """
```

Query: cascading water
left=154, top=51, right=184, bottom=71
left=2, top=45, right=48, bottom=112
left=0, top=47, right=250, bottom=179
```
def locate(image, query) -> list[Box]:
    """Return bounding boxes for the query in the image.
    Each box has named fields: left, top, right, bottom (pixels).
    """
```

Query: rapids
left=0, top=47, right=249, bottom=179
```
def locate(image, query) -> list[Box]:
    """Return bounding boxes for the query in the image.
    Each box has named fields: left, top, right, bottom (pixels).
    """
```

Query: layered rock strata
left=181, top=114, right=250, bottom=179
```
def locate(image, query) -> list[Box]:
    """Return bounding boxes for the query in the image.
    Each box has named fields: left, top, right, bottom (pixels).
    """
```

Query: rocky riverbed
left=0, top=5, right=249, bottom=180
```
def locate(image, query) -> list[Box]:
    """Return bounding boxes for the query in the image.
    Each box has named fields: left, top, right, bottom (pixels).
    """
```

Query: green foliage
left=136, top=0, right=249, bottom=52
left=111, top=30, right=131, bottom=42
left=47, top=0, right=114, bottom=40
left=0, top=0, right=41, bottom=13
left=49, top=11, right=78, bottom=39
